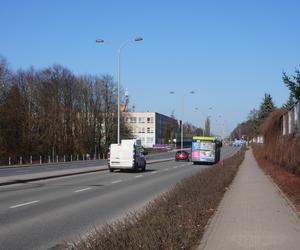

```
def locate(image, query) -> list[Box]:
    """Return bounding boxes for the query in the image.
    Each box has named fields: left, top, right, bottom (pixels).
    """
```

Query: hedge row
left=260, top=109, right=300, bottom=176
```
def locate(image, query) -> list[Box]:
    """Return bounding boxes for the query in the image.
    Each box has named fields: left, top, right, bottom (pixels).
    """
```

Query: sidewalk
left=0, top=158, right=173, bottom=186
left=199, top=149, right=300, bottom=250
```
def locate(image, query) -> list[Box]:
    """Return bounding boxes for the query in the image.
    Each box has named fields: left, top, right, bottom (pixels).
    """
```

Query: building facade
left=123, top=112, right=179, bottom=148
left=282, top=101, right=300, bottom=135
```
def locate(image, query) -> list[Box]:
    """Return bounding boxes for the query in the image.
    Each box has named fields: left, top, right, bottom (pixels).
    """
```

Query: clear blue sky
left=1, top=0, right=300, bottom=136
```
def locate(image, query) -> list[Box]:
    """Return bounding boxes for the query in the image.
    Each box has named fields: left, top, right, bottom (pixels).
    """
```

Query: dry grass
left=69, top=148, right=245, bottom=250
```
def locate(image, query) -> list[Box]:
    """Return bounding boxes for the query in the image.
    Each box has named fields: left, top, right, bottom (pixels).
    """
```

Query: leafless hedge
left=259, top=109, right=300, bottom=176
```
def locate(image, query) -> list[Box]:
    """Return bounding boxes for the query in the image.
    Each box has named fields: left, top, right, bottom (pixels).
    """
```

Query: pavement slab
left=199, top=148, right=300, bottom=250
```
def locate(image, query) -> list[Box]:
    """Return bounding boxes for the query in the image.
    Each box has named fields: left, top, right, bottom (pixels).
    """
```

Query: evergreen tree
left=282, top=93, right=295, bottom=110
left=258, top=93, right=276, bottom=123
left=282, top=69, right=300, bottom=101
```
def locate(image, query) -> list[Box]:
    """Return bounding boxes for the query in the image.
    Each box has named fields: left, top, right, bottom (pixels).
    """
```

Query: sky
left=1, top=0, right=300, bottom=136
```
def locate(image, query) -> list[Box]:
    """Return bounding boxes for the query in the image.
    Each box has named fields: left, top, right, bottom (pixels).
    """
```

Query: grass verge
left=69, top=148, right=245, bottom=250
left=252, top=144, right=300, bottom=212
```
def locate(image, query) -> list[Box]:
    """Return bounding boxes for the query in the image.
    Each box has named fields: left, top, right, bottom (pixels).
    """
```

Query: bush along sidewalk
left=69, top=148, right=246, bottom=250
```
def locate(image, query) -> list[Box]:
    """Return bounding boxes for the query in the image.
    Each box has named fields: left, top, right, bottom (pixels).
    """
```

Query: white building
left=123, top=112, right=179, bottom=148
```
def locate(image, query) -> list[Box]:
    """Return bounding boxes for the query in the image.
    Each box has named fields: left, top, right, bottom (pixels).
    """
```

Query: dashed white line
left=163, top=168, right=169, bottom=171
left=174, top=166, right=178, bottom=169
left=135, top=175, right=143, bottom=178
left=74, top=187, right=92, bottom=193
left=111, top=180, right=122, bottom=184
left=151, top=171, right=158, bottom=174
left=10, top=200, right=40, bottom=209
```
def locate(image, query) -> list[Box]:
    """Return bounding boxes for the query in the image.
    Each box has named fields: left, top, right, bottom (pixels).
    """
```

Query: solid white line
left=10, top=200, right=40, bottom=209
left=135, top=175, right=143, bottom=178
left=74, top=187, right=92, bottom=193
left=16, top=170, right=30, bottom=173
left=111, top=180, right=122, bottom=184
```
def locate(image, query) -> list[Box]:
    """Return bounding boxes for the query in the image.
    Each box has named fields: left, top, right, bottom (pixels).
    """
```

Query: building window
left=138, top=128, right=145, bottom=133
left=147, top=127, right=150, bottom=133
left=147, top=137, right=153, bottom=143
left=147, top=117, right=154, bottom=123
left=138, top=117, right=145, bottom=123
left=130, top=117, right=136, bottom=123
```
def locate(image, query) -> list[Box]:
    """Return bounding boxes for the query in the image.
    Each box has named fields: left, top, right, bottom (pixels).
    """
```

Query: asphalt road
left=0, top=146, right=239, bottom=250
left=0, top=150, right=178, bottom=177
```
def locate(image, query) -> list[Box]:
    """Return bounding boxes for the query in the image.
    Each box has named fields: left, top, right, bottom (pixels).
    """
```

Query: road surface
left=0, top=146, right=238, bottom=250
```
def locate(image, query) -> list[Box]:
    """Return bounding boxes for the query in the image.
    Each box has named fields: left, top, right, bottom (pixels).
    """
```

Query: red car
left=175, top=150, right=190, bottom=162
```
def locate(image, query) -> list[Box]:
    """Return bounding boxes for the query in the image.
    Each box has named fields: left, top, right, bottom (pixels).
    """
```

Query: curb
left=0, top=158, right=174, bottom=186
left=252, top=147, right=300, bottom=220
left=264, top=172, right=300, bottom=220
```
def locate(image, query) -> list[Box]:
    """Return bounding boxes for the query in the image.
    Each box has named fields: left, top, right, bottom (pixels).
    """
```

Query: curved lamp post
left=96, top=37, right=143, bottom=144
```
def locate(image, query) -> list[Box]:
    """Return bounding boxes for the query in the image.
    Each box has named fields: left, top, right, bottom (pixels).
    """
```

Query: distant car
left=233, top=139, right=246, bottom=147
left=175, top=150, right=190, bottom=162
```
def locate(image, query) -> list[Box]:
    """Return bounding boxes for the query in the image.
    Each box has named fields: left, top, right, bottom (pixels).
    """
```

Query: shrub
left=259, top=109, right=300, bottom=176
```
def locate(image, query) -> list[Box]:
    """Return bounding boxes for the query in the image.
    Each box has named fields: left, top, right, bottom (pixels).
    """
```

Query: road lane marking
left=163, top=168, right=169, bottom=171
left=174, top=166, right=178, bottom=169
left=10, top=200, right=40, bottom=209
left=74, top=187, right=92, bottom=193
left=135, top=175, right=143, bottom=178
left=16, top=170, right=30, bottom=173
left=111, top=180, right=122, bottom=184
left=151, top=171, right=158, bottom=174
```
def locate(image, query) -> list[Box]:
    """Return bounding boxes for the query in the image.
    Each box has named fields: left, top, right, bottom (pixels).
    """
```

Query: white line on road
left=10, top=200, right=40, bottom=209
left=163, top=168, right=169, bottom=171
left=74, top=187, right=92, bottom=193
left=111, top=180, right=122, bottom=184
left=151, top=171, right=158, bottom=174
left=135, top=175, right=143, bottom=178
left=16, top=170, right=30, bottom=173
left=173, top=166, right=178, bottom=169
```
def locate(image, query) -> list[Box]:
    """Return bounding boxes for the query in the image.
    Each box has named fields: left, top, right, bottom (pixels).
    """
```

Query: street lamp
left=170, top=91, right=194, bottom=151
left=96, top=37, right=143, bottom=144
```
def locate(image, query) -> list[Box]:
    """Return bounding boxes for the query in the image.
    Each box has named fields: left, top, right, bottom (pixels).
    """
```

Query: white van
left=108, top=139, right=147, bottom=172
